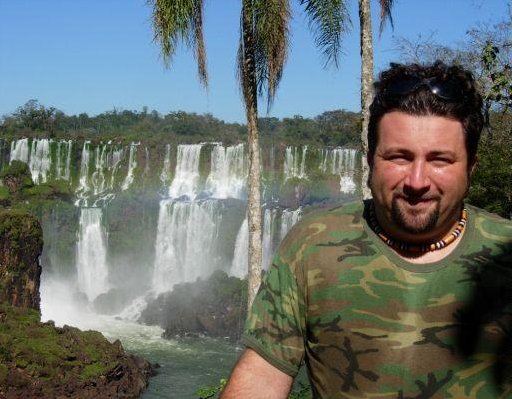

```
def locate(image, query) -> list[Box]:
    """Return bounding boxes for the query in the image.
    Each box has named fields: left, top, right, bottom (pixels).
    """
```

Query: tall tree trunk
left=359, top=0, right=373, bottom=200
left=241, top=0, right=262, bottom=310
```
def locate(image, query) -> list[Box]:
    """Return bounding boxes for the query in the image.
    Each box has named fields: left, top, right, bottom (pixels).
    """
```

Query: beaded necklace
left=368, top=204, right=467, bottom=253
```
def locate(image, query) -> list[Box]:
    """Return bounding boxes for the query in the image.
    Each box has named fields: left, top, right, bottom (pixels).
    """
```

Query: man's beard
left=391, top=195, right=440, bottom=235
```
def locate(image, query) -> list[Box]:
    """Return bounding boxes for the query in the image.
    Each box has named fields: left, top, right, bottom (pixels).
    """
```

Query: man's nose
left=404, top=160, right=430, bottom=192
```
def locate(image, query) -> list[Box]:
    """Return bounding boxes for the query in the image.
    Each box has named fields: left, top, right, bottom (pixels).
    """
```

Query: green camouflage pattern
left=243, top=201, right=512, bottom=398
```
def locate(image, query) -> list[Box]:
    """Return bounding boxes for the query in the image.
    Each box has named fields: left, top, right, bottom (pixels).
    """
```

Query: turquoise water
left=40, top=283, right=241, bottom=399
left=132, top=336, right=240, bottom=399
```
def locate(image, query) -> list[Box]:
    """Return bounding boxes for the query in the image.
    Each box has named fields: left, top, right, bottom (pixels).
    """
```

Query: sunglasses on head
left=385, top=76, right=464, bottom=102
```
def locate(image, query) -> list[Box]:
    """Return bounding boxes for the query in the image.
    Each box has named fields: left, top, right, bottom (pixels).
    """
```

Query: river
left=40, top=277, right=241, bottom=399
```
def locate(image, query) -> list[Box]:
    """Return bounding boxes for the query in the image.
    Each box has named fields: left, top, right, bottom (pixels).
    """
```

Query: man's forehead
left=376, top=112, right=466, bottom=151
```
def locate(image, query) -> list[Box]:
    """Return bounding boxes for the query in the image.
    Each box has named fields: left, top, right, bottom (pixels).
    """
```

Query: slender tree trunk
left=241, top=0, right=262, bottom=310
left=359, top=0, right=374, bottom=200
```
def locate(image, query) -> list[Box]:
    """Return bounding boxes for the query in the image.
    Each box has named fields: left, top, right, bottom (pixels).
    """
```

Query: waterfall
left=10, top=138, right=30, bottom=164
left=319, top=147, right=358, bottom=194
left=205, top=143, right=246, bottom=199
left=168, top=144, right=203, bottom=199
left=280, top=208, right=302, bottom=240
left=28, top=139, right=51, bottom=183
left=160, top=144, right=172, bottom=185
left=76, top=207, right=110, bottom=301
left=56, top=140, right=72, bottom=181
left=284, top=145, right=308, bottom=180
left=76, top=141, right=91, bottom=202
left=121, top=142, right=138, bottom=190
left=262, top=208, right=278, bottom=271
left=76, top=141, right=127, bottom=206
left=152, top=199, right=221, bottom=293
left=109, top=146, right=124, bottom=190
left=10, top=138, right=52, bottom=184
left=230, top=217, right=248, bottom=278
left=229, top=207, right=302, bottom=278
left=92, top=145, right=108, bottom=195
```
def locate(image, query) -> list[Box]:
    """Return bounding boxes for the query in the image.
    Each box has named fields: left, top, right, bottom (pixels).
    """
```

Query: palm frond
left=255, top=0, right=291, bottom=108
left=300, top=0, right=351, bottom=68
left=149, top=0, right=208, bottom=88
left=378, top=0, right=394, bottom=36
left=238, top=0, right=291, bottom=111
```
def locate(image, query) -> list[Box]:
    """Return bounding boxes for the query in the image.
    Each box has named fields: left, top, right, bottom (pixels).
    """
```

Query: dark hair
left=368, top=61, right=485, bottom=164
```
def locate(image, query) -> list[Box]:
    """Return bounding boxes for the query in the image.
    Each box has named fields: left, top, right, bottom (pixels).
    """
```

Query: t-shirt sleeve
left=242, top=251, right=306, bottom=377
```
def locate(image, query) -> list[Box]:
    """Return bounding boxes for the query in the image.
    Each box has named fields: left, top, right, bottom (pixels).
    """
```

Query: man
left=222, top=61, right=512, bottom=398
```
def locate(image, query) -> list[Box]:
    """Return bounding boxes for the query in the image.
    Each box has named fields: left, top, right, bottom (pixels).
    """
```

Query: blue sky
left=0, top=0, right=508, bottom=123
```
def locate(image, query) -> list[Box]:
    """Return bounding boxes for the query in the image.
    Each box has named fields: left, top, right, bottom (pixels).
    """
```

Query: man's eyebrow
left=379, top=147, right=412, bottom=154
left=427, top=150, right=457, bottom=158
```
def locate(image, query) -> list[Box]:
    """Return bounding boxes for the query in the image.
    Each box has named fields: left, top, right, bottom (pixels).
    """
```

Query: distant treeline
left=0, top=100, right=361, bottom=148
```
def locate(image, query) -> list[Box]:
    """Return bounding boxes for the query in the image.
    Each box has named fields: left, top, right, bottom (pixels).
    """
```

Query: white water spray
left=76, top=207, right=110, bottom=301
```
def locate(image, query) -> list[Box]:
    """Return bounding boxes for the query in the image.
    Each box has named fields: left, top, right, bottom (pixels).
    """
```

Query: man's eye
left=431, top=158, right=453, bottom=166
left=386, top=155, right=409, bottom=163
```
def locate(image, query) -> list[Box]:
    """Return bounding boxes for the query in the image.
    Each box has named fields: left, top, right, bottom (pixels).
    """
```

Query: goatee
left=391, top=196, right=440, bottom=234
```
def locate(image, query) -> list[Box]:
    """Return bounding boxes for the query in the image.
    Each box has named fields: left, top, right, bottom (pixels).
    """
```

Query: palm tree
left=149, top=0, right=349, bottom=309
left=299, top=1, right=393, bottom=201
left=359, top=0, right=393, bottom=198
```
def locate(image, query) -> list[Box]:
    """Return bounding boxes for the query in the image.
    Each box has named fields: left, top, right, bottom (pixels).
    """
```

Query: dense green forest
left=0, top=100, right=360, bottom=148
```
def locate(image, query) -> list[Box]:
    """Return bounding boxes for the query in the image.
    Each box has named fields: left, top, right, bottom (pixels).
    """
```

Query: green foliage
left=481, top=40, right=512, bottom=109
left=0, top=303, right=122, bottom=384
left=0, top=185, right=9, bottom=200
left=468, top=113, right=512, bottom=218
left=196, top=378, right=227, bottom=398
left=0, top=104, right=361, bottom=148
left=195, top=377, right=312, bottom=398
left=0, top=160, right=33, bottom=188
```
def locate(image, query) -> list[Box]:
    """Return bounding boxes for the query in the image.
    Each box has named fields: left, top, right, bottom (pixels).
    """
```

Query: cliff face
left=0, top=210, right=42, bottom=311
left=0, top=189, right=154, bottom=398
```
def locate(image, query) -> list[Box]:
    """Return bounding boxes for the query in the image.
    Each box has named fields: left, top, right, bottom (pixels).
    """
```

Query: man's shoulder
left=468, top=204, right=512, bottom=241
left=283, top=201, right=365, bottom=241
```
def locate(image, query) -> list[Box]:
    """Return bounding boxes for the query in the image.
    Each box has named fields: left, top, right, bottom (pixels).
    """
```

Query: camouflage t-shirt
left=243, top=201, right=512, bottom=398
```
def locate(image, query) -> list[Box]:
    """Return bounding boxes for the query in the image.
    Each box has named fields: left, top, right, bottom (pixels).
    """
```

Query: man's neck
left=393, top=229, right=465, bottom=263
left=370, top=202, right=467, bottom=264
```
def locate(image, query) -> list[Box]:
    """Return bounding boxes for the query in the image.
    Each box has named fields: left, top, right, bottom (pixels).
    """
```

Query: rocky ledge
left=0, top=208, right=155, bottom=399
left=140, top=270, right=247, bottom=342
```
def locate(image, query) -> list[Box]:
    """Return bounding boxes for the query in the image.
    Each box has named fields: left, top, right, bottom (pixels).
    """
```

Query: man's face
left=369, top=111, right=472, bottom=243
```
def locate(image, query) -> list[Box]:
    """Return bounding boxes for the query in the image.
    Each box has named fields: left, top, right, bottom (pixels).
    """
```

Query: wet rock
left=140, top=270, right=247, bottom=342
left=0, top=209, right=43, bottom=311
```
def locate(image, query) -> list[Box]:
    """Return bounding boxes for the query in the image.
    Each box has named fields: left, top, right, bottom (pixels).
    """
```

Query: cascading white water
left=92, top=145, right=108, bottom=195
left=230, top=207, right=302, bottom=277
left=76, top=207, right=110, bottom=301
left=230, top=217, right=248, bottom=278
left=28, top=139, right=51, bottom=183
left=280, top=208, right=302, bottom=241
left=319, top=148, right=358, bottom=194
left=109, top=146, right=124, bottom=190
left=152, top=199, right=221, bottom=293
left=262, top=208, right=278, bottom=271
left=205, top=143, right=246, bottom=199
left=284, top=145, right=308, bottom=180
left=121, top=142, right=138, bottom=191
left=10, top=138, right=30, bottom=164
left=10, top=138, right=52, bottom=184
left=76, top=141, right=127, bottom=206
left=56, top=140, right=72, bottom=181
left=76, top=141, right=92, bottom=204
left=160, top=144, right=172, bottom=185
left=168, top=144, right=203, bottom=199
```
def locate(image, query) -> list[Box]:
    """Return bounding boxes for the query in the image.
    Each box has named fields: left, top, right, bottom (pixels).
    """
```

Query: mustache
left=393, top=192, right=441, bottom=202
